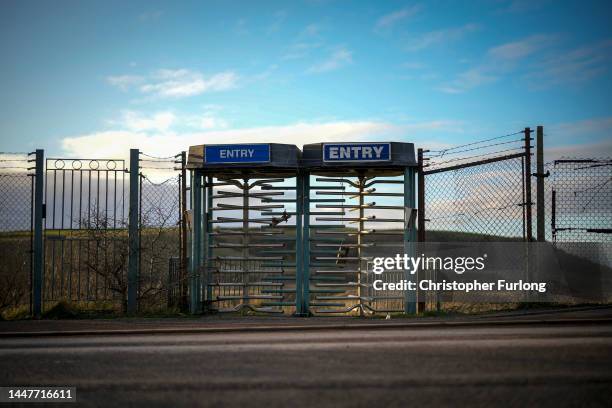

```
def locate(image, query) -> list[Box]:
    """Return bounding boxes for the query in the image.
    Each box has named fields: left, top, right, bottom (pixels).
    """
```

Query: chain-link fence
left=0, top=152, right=33, bottom=318
left=550, top=158, right=612, bottom=269
left=422, top=131, right=529, bottom=241
left=138, top=153, right=184, bottom=312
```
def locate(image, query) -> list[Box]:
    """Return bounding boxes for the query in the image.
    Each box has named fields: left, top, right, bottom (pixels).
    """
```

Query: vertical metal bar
left=138, top=172, right=143, bottom=298
left=105, top=168, right=109, bottom=226
left=190, top=171, right=202, bottom=314
left=357, top=174, right=365, bottom=317
left=32, top=149, right=44, bottom=318
left=87, top=170, right=91, bottom=225
left=302, top=172, right=310, bottom=315
left=295, top=171, right=305, bottom=315
left=113, top=169, right=117, bottom=228
left=61, top=169, right=65, bottom=229
left=70, top=170, right=74, bottom=229
left=403, top=167, right=417, bottom=314
left=200, top=176, right=208, bottom=309
left=52, top=169, right=56, bottom=229
left=127, top=149, right=140, bottom=314
left=416, top=149, right=426, bottom=313
left=205, top=176, right=213, bottom=305
left=96, top=169, right=100, bottom=222
left=29, top=170, right=34, bottom=315
left=524, top=127, right=533, bottom=241
left=551, top=189, right=556, bottom=242
left=417, top=148, right=426, bottom=243
left=180, top=152, right=188, bottom=309
left=242, top=179, right=249, bottom=308
left=536, top=125, right=545, bottom=242
left=521, top=156, right=526, bottom=240
left=78, top=169, right=83, bottom=228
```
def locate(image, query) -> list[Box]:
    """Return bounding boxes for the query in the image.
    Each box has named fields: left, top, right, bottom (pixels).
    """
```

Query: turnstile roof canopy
left=301, top=142, right=416, bottom=176
left=187, top=143, right=301, bottom=176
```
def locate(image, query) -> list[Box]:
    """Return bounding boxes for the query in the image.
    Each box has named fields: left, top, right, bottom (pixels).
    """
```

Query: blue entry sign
left=205, top=144, right=271, bottom=164
left=323, top=143, right=391, bottom=162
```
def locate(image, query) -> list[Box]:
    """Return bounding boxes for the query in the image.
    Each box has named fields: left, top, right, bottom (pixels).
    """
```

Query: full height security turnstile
left=300, top=142, right=418, bottom=315
left=186, top=143, right=302, bottom=314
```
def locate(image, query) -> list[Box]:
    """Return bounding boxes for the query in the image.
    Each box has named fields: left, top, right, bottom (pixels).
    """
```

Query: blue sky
left=1, top=0, right=611, bottom=159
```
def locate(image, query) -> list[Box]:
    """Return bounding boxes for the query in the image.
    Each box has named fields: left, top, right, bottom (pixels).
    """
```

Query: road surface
left=1, top=322, right=612, bottom=407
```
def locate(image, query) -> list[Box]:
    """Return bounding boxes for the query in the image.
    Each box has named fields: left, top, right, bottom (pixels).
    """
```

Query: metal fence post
left=416, top=149, right=426, bottom=313
left=404, top=166, right=417, bottom=314
left=294, top=171, right=305, bottom=316
left=205, top=176, right=213, bottom=307
left=302, top=172, right=311, bottom=316
left=190, top=171, right=202, bottom=314
left=127, top=148, right=140, bottom=314
left=536, top=126, right=546, bottom=242
left=417, top=148, right=426, bottom=242
left=524, top=128, right=533, bottom=242
left=179, top=151, right=188, bottom=310
left=32, top=149, right=44, bottom=318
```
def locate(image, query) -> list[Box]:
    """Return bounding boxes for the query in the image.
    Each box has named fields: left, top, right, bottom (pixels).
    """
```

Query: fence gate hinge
left=532, top=170, right=550, bottom=178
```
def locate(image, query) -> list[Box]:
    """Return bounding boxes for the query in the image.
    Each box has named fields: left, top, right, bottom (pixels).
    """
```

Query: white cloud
left=61, top=117, right=466, bottom=162
left=496, top=0, right=552, bottom=14
left=301, top=23, right=321, bottom=37
left=140, top=69, right=238, bottom=98
left=525, top=39, right=612, bottom=87
left=282, top=41, right=323, bottom=60
left=375, top=5, right=421, bottom=31
left=438, top=68, right=497, bottom=94
left=281, top=23, right=324, bottom=60
left=307, top=48, right=353, bottom=73
left=117, top=111, right=176, bottom=132
left=61, top=120, right=397, bottom=159
left=488, top=34, right=555, bottom=61
left=549, top=117, right=612, bottom=142
left=107, top=69, right=239, bottom=98
left=438, top=34, right=556, bottom=93
left=106, top=75, right=144, bottom=91
left=545, top=140, right=612, bottom=161
left=404, top=24, right=478, bottom=51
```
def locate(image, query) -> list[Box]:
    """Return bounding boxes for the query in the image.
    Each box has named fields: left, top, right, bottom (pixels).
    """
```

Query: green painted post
left=205, top=176, right=213, bottom=307
left=404, top=167, right=417, bottom=314
left=190, top=171, right=202, bottom=314
left=302, top=172, right=310, bottom=315
left=127, top=149, right=140, bottom=315
left=32, top=149, right=44, bottom=318
left=294, top=171, right=304, bottom=315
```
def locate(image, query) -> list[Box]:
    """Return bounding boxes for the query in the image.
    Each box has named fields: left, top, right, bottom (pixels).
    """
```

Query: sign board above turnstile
left=323, top=142, right=391, bottom=162
left=204, top=144, right=270, bottom=164
left=186, top=143, right=300, bottom=174
left=302, top=142, right=416, bottom=175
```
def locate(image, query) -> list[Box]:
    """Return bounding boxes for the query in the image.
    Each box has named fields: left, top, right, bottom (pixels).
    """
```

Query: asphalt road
left=1, top=322, right=612, bottom=407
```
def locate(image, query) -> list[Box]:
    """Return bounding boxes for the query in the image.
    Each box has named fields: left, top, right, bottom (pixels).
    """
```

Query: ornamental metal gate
left=42, top=157, right=129, bottom=310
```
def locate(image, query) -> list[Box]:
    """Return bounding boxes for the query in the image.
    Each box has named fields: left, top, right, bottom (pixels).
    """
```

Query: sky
left=1, top=0, right=611, bottom=160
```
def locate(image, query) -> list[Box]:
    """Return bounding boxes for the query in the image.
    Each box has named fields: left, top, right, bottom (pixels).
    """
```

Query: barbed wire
left=141, top=174, right=180, bottom=186
left=428, top=147, right=524, bottom=168
left=140, top=152, right=180, bottom=160
left=426, top=138, right=524, bottom=158
left=140, top=166, right=180, bottom=170
left=426, top=130, right=523, bottom=155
